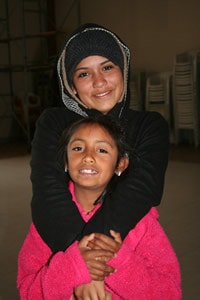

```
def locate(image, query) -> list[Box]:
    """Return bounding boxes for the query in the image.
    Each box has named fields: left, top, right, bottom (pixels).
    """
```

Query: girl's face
left=66, top=123, right=122, bottom=194
left=72, top=56, right=124, bottom=114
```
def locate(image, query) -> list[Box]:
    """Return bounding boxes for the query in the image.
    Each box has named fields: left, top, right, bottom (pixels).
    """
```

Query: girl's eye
left=97, top=148, right=108, bottom=153
left=72, top=146, right=82, bottom=151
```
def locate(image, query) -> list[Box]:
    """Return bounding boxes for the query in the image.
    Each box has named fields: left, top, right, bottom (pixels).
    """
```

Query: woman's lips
left=95, top=90, right=111, bottom=98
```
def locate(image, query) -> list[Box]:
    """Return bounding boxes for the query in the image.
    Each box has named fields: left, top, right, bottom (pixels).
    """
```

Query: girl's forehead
left=70, top=123, right=114, bottom=142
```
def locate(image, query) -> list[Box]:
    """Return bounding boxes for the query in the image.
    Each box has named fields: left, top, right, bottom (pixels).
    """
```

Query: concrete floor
left=0, top=145, right=200, bottom=299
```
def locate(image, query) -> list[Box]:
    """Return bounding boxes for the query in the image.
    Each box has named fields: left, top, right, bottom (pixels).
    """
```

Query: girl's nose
left=83, top=154, right=94, bottom=164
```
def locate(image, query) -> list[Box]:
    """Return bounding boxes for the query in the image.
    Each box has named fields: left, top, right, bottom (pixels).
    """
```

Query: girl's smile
left=67, top=123, right=119, bottom=191
left=79, top=168, right=98, bottom=175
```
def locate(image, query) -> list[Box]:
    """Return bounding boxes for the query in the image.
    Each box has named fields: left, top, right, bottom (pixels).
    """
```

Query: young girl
left=18, top=115, right=181, bottom=299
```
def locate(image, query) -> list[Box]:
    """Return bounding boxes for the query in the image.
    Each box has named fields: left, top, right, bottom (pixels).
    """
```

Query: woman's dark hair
left=61, top=114, right=129, bottom=165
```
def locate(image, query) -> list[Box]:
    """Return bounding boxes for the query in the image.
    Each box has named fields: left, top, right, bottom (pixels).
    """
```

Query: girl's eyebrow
left=94, top=140, right=114, bottom=148
left=68, top=138, right=84, bottom=144
left=69, top=138, right=115, bottom=148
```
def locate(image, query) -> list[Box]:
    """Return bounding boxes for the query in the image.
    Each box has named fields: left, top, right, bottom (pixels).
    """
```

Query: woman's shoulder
left=38, top=107, right=81, bottom=127
left=41, top=107, right=73, bottom=118
left=127, top=109, right=167, bottom=124
left=124, top=109, right=168, bottom=140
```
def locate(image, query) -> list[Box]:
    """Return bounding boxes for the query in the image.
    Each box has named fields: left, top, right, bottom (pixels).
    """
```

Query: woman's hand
left=78, top=234, right=116, bottom=281
left=88, top=230, right=122, bottom=253
left=74, top=281, right=112, bottom=300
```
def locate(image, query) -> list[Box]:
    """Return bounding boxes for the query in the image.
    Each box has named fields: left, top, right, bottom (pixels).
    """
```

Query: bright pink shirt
left=69, top=181, right=101, bottom=222
left=17, top=182, right=182, bottom=299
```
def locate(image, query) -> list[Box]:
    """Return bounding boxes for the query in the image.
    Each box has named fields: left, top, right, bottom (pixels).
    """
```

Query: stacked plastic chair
left=129, top=71, right=145, bottom=111
left=172, top=51, right=200, bottom=147
left=145, top=72, right=172, bottom=126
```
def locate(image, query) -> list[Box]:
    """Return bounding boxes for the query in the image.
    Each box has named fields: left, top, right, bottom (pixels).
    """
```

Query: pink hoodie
left=17, top=183, right=181, bottom=299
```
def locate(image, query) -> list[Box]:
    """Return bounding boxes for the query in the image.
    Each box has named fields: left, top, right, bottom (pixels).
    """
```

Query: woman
left=18, top=116, right=181, bottom=299
left=31, top=23, right=169, bottom=253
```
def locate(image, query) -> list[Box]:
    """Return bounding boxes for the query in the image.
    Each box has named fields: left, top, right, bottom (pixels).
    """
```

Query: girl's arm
left=74, top=281, right=112, bottom=299
left=105, top=208, right=182, bottom=299
left=17, top=225, right=116, bottom=299
left=17, top=224, right=91, bottom=300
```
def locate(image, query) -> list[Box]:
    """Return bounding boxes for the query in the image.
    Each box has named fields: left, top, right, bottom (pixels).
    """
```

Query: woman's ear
left=71, top=85, right=77, bottom=95
left=115, top=156, right=129, bottom=176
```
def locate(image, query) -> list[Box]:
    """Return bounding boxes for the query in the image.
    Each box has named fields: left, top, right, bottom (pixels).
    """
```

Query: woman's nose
left=93, top=73, right=106, bottom=88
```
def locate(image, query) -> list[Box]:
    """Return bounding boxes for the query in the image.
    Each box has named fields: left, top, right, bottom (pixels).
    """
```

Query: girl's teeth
left=80, top=169, right=97, bottom=174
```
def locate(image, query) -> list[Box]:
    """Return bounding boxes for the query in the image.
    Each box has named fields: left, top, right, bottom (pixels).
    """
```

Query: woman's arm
left=31, top=108, right=85, bottom=251
left=105, top=208, right=182, bottom=299
left=31, top=109, right=169, bottom=252
left=82, top=111, right=169, bottom=239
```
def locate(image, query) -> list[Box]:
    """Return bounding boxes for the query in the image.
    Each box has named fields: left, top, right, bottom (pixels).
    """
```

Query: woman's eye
left=78, top=72, right=88, bottom=78
left=104, top=65, right=113, bottom=71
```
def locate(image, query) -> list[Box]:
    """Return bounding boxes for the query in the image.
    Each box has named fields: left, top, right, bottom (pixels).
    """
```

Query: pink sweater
left=17, top=184, right=181, bottom=299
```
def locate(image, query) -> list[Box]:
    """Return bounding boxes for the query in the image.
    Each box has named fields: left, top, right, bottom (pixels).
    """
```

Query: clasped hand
left=74, top=230, right=122, bottom=299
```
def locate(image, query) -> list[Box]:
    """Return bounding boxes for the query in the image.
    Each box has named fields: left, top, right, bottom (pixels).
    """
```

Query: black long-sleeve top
left=31, top=106, right=169, bottom=252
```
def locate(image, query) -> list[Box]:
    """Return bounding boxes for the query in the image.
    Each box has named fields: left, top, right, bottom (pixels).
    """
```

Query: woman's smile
left=72, top=56, right=124, bottom=114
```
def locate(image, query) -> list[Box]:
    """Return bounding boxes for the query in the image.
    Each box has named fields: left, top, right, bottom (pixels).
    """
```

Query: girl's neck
left=74, top=185, right=103, bottom=213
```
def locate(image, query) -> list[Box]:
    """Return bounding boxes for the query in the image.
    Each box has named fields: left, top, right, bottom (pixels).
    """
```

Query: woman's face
left=72, top=56, right=124, bottom=114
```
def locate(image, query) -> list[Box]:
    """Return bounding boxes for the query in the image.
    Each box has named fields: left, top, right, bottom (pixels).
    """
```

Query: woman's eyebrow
left=74, top=59, right=111, bottom=72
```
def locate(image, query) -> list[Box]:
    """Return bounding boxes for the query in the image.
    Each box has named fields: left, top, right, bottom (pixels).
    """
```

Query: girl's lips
left=79, top=168, right=98, bottom=175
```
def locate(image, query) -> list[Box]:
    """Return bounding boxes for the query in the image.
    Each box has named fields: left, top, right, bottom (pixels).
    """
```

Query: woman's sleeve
left=31, top=108, right=169, bottom=252
left=30, top=108, right=85, bottom=252
left=101, top=111, right=170, bottom=239
left=105, top=209, right=182, bottom=299
left=17, top=224, right=91, bottom=300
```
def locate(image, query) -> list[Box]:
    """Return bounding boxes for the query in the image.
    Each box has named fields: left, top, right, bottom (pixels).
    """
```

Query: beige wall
left=55, top=0, right=200, bottom=73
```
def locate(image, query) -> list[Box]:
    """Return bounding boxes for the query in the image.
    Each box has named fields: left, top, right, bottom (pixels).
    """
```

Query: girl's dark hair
left=58, top=114, right=130, bottom=205
left=61, top=114, right=129, bottom=165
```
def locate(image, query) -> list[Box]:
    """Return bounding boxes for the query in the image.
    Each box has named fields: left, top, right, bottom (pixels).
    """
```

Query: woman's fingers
left=78, top=233, right=95, bottom=248
left=88, top=232, right=121, bottom=252
left=87, top=260, right=115, bottom=280
left=83, top=248, right=115, bottom=264
left=78, top=234, right=118, bottom=280
left=79, top=247, right=115, bottom=280
left=110, top=229, right=122, bottom=244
